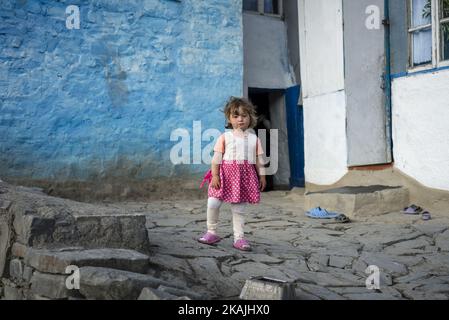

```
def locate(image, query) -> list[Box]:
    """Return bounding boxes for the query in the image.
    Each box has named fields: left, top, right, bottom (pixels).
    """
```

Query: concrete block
left=240, top=277, right=296, bottom=300
left=305, top=186, right=409, bottom=218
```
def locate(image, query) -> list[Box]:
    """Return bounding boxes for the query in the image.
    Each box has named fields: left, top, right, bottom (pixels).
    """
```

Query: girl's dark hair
left=223, top=96, right=258, bottom=129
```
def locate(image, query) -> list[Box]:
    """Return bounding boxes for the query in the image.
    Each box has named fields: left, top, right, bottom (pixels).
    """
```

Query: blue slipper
left=306, top=207, right=340, bottom=219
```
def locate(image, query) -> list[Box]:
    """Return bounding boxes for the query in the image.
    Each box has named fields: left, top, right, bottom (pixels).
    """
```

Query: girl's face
left=229, top=107, right=250, bottom=131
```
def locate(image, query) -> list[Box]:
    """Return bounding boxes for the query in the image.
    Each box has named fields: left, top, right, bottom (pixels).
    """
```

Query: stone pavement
left=118, top=189, right=449, bottom=300
left=1, top=181, right=449, bottom=300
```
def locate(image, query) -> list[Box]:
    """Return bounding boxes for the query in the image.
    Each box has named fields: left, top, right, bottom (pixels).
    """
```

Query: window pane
left=412, top=28, right=432, bottom=65
left=412, top=0, right=432, bottom=27
left=441, top=22, right=449, bottom=60
left=440, top=0, right=449, bottom=19
left=264, top=0, right=280, bottom=14
left=243, top=0, right=258, bottom=11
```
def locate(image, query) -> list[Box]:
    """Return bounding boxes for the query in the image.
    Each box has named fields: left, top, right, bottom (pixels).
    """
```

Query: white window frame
left=243, top=0, right=283, bottom=19
left=408, top=0, right=449, bottom=72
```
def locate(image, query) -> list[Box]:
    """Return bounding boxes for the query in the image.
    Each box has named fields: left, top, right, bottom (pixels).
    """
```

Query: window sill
left=407, top=64, right=434, bottom=74
left=243, top=10, right=283, bottom=20
left=392, top=64, right=449, bottom=79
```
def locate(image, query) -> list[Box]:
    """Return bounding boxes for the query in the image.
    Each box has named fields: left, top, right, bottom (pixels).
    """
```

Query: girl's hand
left=259, top=176, right=267, bottom=191
left=211, top=175, right=220, bottom=189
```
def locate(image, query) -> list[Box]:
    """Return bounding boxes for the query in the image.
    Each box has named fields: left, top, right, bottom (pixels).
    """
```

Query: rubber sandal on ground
left=197, top=232, right=221, bottom=245
left=422, top=211, right=432, bottom=221
left=402, top=205, right=423, bottom=215
left=233, top=238, right=251, bottom=252
left=334, top=214, right=351, bottom=223
left=305, top=207, right=340, bottom=219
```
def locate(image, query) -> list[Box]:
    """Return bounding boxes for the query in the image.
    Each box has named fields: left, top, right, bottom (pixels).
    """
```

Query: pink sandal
left=198, top=232, right=221, bottom=245
left=233, top=238, right=251, bottom=251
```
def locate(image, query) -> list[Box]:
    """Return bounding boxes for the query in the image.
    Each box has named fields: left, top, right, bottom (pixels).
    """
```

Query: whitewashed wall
left=243, top=13, right=295, bottom=90
left=303, top=91, right=348, bottom=184
left=298, top=0, right=348, bottom=185
left=392, top=69, right=449, bottom=191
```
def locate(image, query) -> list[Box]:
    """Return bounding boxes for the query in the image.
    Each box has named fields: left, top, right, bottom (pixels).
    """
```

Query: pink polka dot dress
left=206, top=130, right=264, bottom=204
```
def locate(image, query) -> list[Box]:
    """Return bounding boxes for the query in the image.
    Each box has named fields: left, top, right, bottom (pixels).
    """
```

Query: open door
left=285, top=85, right=305, bottom=187
left=343, top=0, right=392, bottom=166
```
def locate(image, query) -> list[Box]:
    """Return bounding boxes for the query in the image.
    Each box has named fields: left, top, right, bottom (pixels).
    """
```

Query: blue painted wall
left=0, top=0, right=243, bottom=182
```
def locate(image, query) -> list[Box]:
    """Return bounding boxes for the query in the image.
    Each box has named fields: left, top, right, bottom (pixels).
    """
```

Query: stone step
left=304, top=185, right=409, bottom=219
left=12, top=244, right=149, bottom=274
left=78, top=267, right=201, bottom=300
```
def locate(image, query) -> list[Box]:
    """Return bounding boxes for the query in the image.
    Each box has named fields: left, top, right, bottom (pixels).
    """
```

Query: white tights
left=207, top=197, right=246, bottom=241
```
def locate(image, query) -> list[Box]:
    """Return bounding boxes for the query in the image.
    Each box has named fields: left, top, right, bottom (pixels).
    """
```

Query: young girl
left=198, top=97, right=267, bottom=251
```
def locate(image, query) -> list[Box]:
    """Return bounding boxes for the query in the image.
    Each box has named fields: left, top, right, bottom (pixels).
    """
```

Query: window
left=440, top=0, right=449, bottom=60
left=243, top=0, right=283, bottom=17
left=408, top=0, right=449, bottom=69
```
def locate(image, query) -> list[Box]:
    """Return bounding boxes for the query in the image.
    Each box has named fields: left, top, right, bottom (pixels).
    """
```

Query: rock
left=384, top=237, right=431, bottom=256
left=11, top=202, right=55, bottom=246
left=30, top=271, right=72, bottom=299
left=22, top=265, right=34, bottom=283
left=391, top=255, right=425, bottom=268
left=157, top=285, right=204, bottom=300
left=5, top=190, right=150, bottom=252
left=9, top=259, right=24, bottom=280
left=148, top=254, right=193, bottom=275
left=352, top=258, right=368, bottom=275
left=342, top=292, right=399, bottom=300
left=360, top=252, right=408, bottom=276
left=395, top=271, right=431, bottom=284
left=28, top=294, right=51, bottom=300
left=230, top=262, right=291, bottom=283
left=188, top=257, right=241, bottom=298
left=245, top=253, right=284, bottom=264
left=279, top=258, right=311, bottom=279
left=315, top=244, right=361, bottom=258
left=138, top=287, right=178, bottom=300
left=24, top=247, right=149, bottom=274
left=329, top=256, right=353, bottom=269
left=307, top=253, right=329, bottom=272
left=380, top=272, right=393, bottom=286
left=240, top=277, right=296, bottom=300
left=294, top=287, right=321, bottom=300
left=155, top=218, right=192, bottom=228
left=295, top=271, right=363, bottom=287
left=11, top=242, right=27, bottom=258
left=435, top=230, right=449, bottom=252
left=78, top=267, right=178, bottom=300
left=4, top=285, right=23, bottom=300
left=413, top=224, right=448, bottom=237
left=69, top=214, right=150, bottom=253
left=395, top=283, right=448, bottom=300
left=298, top=284, right=346, bottom=300
left=0, top=203, right=13, bottom=277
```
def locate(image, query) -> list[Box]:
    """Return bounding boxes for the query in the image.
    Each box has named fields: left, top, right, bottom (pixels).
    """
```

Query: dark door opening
left=248, top=89, right=274, bottom=192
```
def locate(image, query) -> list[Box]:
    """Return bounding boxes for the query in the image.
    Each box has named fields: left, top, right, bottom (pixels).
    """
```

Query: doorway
left=248, top=88, right=296, bottom=191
